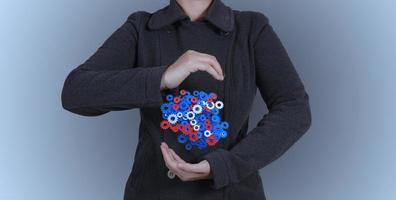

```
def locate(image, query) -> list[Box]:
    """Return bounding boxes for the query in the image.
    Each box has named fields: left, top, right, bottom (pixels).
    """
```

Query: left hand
left=160, top=142, right=212, bottom=181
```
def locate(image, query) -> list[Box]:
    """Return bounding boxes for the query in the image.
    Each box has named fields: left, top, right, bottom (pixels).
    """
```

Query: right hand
left=160, top=50, right=224, bottom=90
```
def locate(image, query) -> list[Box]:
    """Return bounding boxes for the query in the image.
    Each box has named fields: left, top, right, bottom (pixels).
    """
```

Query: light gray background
left=1, top=0, right=395, bottom=199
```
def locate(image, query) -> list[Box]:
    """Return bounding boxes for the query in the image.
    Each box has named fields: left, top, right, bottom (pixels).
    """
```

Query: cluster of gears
left=159, top=89, right=229, bottom=151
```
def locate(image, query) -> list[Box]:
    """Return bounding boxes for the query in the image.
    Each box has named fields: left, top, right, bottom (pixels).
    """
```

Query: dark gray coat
left=61, top=0, right=312, bottom=199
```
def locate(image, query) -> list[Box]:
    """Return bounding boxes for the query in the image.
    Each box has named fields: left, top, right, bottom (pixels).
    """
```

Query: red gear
left=160, top=120, right=170, bottom=129
left=206, top=135, right=217, bottom=146
left=181, top=124, right=193, bottom=135
left=170, top=123, right=180, bottom=132
left=172, top=104, right=179, bottom=111
left=189, top=132, right=199, bottom=141
left=173, top=96, right=180, bottom=103
left=191, top=96, right=197, bottom=103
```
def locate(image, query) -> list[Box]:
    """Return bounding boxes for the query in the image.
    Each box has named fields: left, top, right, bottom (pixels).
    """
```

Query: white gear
left=206, top=102, right=215, bottom=110
left=190, top=119, right=197, bottom=125
left=186, top=111, right=195, bottom=120
left=177, top=112, right=182, bottom=118
left=215, top=100, right=224, bottom=109
left=192, top=104, right=203, bottom=114
left=204, top=130, right=212, bottom=137
left=167, top=114, right=178, bottom=124
left=193, top=124, right=200, bottom=131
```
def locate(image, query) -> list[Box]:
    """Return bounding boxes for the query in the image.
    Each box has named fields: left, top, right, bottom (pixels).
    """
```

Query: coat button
left=220, top=31, right=229, bottom=36
left=167, top=170, right=175, bottom=179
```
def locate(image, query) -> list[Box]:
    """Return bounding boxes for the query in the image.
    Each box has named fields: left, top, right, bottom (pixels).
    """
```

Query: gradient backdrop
left=1, top=0, right=395, bottom=199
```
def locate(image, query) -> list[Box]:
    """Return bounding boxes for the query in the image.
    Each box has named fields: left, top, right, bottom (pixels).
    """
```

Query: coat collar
left=147, top=0, right=235, bottom=32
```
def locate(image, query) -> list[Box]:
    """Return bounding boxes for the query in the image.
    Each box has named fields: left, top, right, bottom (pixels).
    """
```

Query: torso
left=128, top=9, right=266, bottom=200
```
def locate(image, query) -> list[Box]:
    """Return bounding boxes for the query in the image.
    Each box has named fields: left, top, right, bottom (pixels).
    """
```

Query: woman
left=61, top=0, right=312, bottom=199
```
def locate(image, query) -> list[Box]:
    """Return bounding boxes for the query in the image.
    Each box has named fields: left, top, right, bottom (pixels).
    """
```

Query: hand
left=160, top=50, right=224, bottom=90
left=160, top=142, right=212, bottom=181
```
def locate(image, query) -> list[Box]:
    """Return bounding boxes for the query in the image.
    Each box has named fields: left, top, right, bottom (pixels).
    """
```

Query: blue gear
left=221, top=121, right=229, bottom=129
left=166, top=94, right=173, bottom=102
left=177, top=134, right=188, bottom=144
left=160, top=90, right=230, bottom=151
left=185, top=143, right=192, bottom=150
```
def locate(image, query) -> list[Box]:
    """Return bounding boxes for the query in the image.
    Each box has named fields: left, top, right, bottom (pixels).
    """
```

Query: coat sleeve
left=202, top=13, right=312, bottom=189
left=61, top=12, right=168, bottom=116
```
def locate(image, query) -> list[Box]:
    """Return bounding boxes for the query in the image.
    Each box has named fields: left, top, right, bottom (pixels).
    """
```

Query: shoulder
left=231, top=10, right=271, bottom=44
left=108, top=11, right=151, bottom=36
left=233, top=10, right=270, bottom=30
left=125, top=10, right=152, bottom=26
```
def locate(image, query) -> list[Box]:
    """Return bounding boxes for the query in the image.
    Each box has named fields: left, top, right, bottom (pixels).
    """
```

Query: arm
left=202, top=14, right=312, bottom=189
left=61, top=12, right=168, bottom=116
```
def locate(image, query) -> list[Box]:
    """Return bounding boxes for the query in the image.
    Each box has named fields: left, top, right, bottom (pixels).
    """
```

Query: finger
left=162, top=141, right=170, bottom=149
left=162, top=143, right=178, bottom=162
left=178, top=162, right=207, bottom=174
left=160, top=143, right=186, bottom=177
left=168, top=149, right=177, bottom=162
left=161, top=144, right=199, bottom=181
left=177, top=168, right=209, bottom=181
left=161, top=143, right=205, bottom=181
left=160, top=144, right=170, bottom=169
left=198, top=56, right=224, bottom=79
left=160, top=143, right=177, bottom=169
left=167, top=147, right=178, bottom=163
left=196, top=63, right=223, bottom=81
left=196, top=52, right=224, bottom=77
left=169, top=148, right=186, bottom=164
